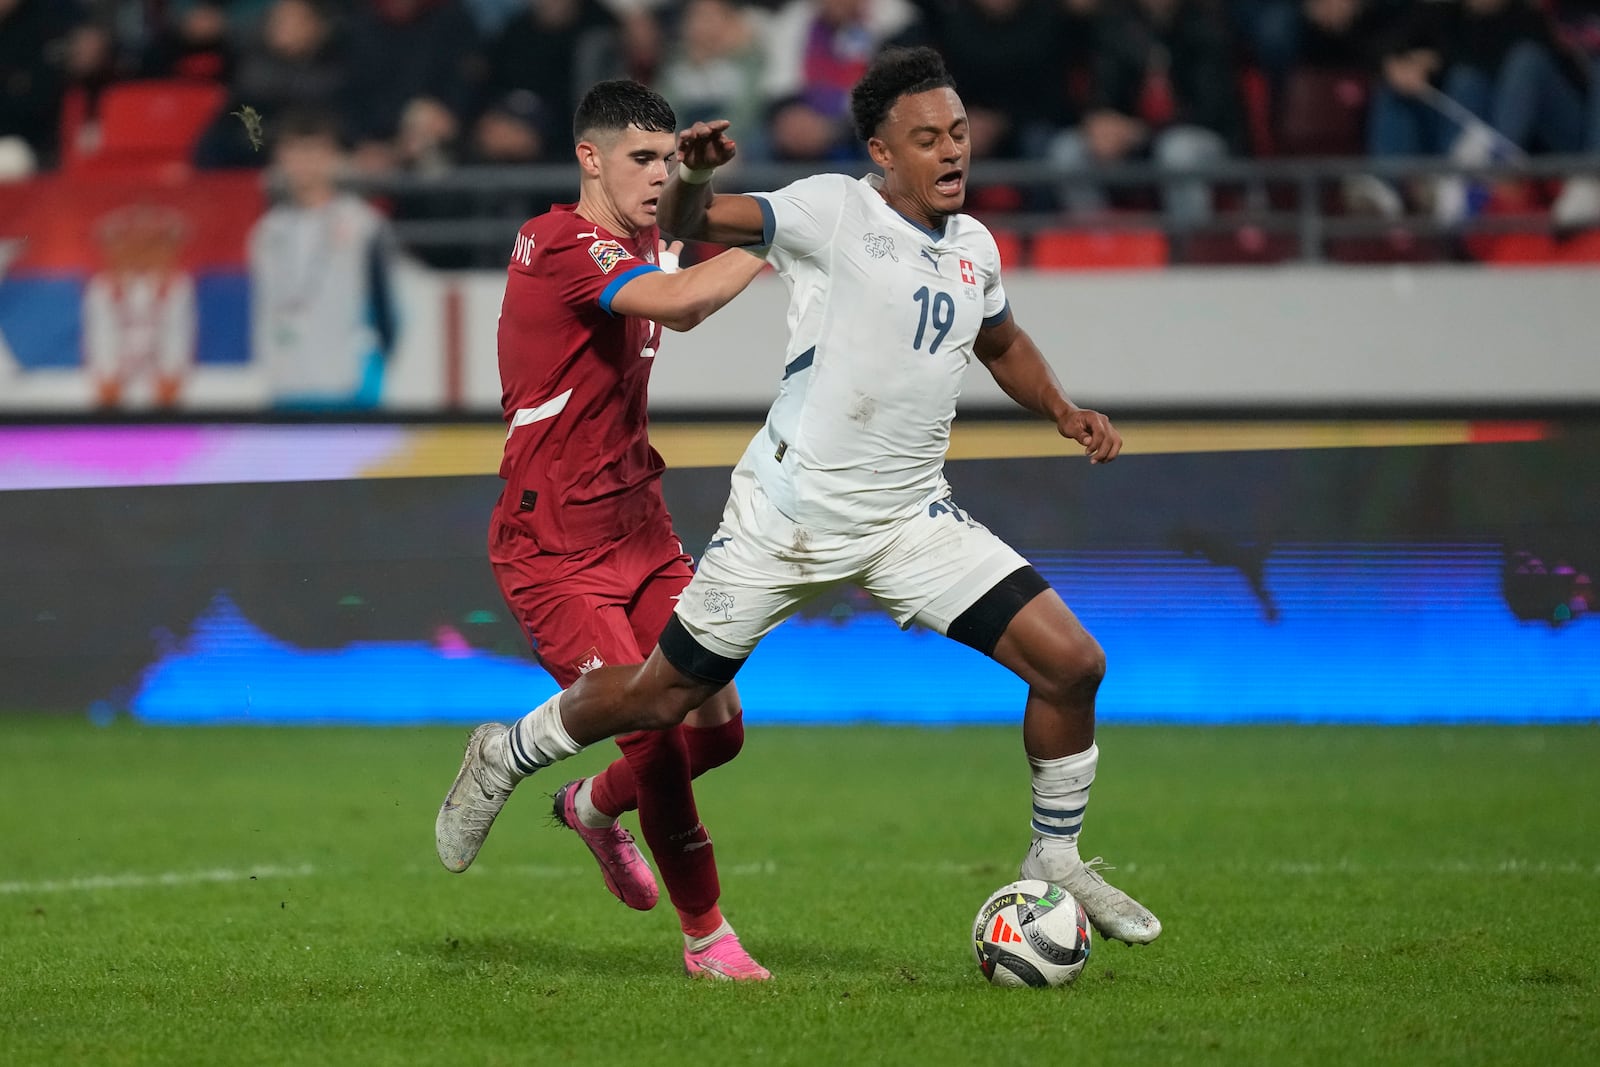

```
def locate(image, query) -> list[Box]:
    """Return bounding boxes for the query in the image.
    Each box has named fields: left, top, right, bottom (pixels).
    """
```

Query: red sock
left=588, top=712, right=744, bottom=818
left=615, top=726, right=720, bottom=918
left=678, top=903, right=725, bottom=940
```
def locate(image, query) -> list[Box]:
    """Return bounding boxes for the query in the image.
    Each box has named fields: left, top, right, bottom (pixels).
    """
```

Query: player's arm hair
left=657, top=177, right=767, bottom=246
left=973, top=315, right=1077, bottom=423
left=607, top=247, right=767, bottom=331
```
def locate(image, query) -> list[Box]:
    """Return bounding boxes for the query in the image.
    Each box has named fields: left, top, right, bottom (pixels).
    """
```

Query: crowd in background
left=3, top=0, right=1600, bottom=226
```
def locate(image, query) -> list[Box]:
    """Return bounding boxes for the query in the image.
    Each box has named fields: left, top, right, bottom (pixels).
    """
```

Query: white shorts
left=674, top=463, right=1030, bottom=661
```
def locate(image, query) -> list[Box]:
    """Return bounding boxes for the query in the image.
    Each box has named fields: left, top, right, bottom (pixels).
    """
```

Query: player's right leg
left=438, top=522, right=677, bottom=883
left=581, top=547, right=749, bottom=827
left=583, top=682, right=746, bottom=820
left=435, top=644, right=714, bottom=873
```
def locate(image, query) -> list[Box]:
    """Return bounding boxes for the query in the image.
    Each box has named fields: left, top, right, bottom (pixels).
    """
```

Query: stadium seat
left=1181, top=226, right=1300, bottom=265
left=1277, top=68, right=1369, bottom=158
left=1325, top=229, right=1452, bottom=264
left=1465, top=233, right=1561, bottom=265
left=990, top=229, right=1024, bottom=270
left=1030, top=227, right=1169, bottom=270
left=1239, top=68, right=1276, bottom=158
left=63, top=80, right=226, bottom=178
left=1555, top=229, right=1600, bottom=264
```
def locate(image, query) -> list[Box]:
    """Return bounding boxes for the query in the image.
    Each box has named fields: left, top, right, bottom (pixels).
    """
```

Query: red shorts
left=489, top=509, right=694, bottom=688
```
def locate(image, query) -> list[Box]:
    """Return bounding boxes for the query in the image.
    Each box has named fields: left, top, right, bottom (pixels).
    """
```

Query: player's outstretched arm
left=658, top=120, right=767, bottom=246
left=607, top=247, right=768, bottom=332
left=974, top=316, right=1123, bottom=464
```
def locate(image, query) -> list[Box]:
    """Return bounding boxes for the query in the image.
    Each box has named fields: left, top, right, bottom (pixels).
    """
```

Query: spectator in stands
left=1047, top=0, right=1244, bottom=226
left=478, top=0, right=628, bottom=164
left=896, top=0, right=1081, bottom=161
left=344, top=0, right=484, bottom=173
left=463, top=0, right=528, bottom=35
left=249, top=109, right=399, bottom=409
left=1550, top=0, right=1600, bottom=227
left=471, top=88, right=548, bottom=163
left=1227, top=0, right=1301, bottom=93
left=143, top=1, right=236, bottom=83
left=1272, top=0, right=1403, bottom=159
left=761, top=0, right=918, bottom=161
left=1369, top=0, right=1587, bottom=224
left=657, top=0, right=769, bottom=161
left=194, top=0, right=348, bottom=168
left=0, top=0, right=85, bottom=174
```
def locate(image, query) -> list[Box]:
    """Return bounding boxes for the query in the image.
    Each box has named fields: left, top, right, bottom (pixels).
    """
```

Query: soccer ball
left=972, top=879, right=1091, bottom=988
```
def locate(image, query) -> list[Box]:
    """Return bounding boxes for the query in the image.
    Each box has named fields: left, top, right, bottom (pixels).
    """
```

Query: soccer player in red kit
left=436, top=80, right=771, bottom=980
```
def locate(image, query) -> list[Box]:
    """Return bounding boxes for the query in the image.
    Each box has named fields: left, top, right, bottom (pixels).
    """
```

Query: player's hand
left=676, top=120, right=738, bottom=172
left=1057, top=406, right=1121, bottom=464
left=657, top=238, right=684, bottom=273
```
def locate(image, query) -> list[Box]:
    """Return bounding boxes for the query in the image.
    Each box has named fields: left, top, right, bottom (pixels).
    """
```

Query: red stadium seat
left=1466, top=233, right=1561, bottom=265
left=1030, top=228, right=1169, bottom=270
left=1182, top=226, right=1300, bottom=265
left=1555, top=229, right=1600, bottom=264
left=1277, top=68, right=1370, bottom=158
left=1325, top=229, right=1452, bottom=264
left=990, top=229, right=1024, bottom=270
left=1239, top=68, right=1276, bottom=158
left=63, top=80, right=226, bottom=179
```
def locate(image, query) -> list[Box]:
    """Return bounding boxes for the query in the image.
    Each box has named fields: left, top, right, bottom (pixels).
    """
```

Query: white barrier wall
left=454, top=265, right=1600, bottom=412
left=3, top=264, right=1596, bottom=412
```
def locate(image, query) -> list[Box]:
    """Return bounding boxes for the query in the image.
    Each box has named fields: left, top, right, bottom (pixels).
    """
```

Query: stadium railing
left=353, top=154, right=1600, bottom=268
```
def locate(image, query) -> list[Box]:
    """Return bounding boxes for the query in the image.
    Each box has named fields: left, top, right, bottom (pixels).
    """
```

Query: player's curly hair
left=573, top=79, right=677, bottom=143
left=849, top=46, right=957, bottom=143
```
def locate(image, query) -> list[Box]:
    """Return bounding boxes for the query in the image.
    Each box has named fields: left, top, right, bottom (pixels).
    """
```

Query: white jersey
left=248, top=193, right=394, bottom=401
left=742, top=173, right=1010, bottom=532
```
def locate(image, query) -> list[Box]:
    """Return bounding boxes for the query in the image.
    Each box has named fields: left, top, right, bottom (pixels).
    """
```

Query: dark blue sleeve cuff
left=598, top=263, right=662, bottom=316
left=755, top=195, right=776, bottom=249
left=982, top=300, right=1011, bottom=329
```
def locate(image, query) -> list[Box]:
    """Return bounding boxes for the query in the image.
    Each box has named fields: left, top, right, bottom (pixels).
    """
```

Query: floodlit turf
left=2, top=721, right=1596, bottom=1066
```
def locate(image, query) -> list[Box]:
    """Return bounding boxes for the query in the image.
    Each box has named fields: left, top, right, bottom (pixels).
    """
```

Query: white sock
left=572, top=777, right=613, bottom=829
left=504, top=692, right=582, bottom=779
left=1027, top=742, right=1098, bottom=869
left=685, top=919, right=734, bottom=953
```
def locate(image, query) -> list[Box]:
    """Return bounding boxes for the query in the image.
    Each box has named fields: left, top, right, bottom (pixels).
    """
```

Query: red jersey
left=493, top=204, right=668, bottom=553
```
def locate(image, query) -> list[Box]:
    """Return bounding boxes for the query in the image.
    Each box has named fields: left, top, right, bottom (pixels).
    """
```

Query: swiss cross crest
left=959, top=258, right=976, bottom=285
left=589, top=239, right=633, bottom=274
left=703, top=589, right=736, bottom=621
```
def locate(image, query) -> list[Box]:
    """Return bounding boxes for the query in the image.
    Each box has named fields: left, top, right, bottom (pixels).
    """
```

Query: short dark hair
left=573, top=80, right=677, bottom=144
left=849, top=46, right=956, bottom=142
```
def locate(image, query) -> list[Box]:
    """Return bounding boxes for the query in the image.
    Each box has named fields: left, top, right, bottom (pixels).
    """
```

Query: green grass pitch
left=2, top=721, right=1596, bottom=1065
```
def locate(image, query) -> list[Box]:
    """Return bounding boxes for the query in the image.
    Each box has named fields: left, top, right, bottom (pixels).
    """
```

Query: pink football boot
left=683, top=925, right=772, bottom=981
left=552, top=780, right=660, bottom=911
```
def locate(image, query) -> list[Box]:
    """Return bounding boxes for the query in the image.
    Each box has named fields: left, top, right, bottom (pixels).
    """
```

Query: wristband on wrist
left=678, top=164, right=715, bottom=185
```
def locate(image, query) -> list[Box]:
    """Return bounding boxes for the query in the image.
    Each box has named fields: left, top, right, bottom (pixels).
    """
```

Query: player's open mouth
left=934, top=171, right=963, bottom=196
left=643, top=197, right=659, bottom=214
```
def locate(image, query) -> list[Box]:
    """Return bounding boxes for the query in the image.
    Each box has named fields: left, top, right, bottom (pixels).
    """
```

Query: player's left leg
left=553, top=520, right=766, bottom=979
left=866, top=496, right=1160, bottom=945
left=978, top=575, right=1161, bottom=945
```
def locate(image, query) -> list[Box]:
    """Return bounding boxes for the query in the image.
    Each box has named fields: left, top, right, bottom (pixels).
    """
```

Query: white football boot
left=435, top=724, right=519, bottom=872
left=1020, top=846, right=1162, bottom=945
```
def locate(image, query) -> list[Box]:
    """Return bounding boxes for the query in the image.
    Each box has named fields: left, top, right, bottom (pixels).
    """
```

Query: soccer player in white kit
left=436, top=47, right=1161, bottom=952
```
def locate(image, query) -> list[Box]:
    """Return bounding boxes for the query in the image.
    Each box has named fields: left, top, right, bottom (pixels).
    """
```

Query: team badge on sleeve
left=589, top=239, right=633, bottom=274
left=959, top=258, right=976, bottom=285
